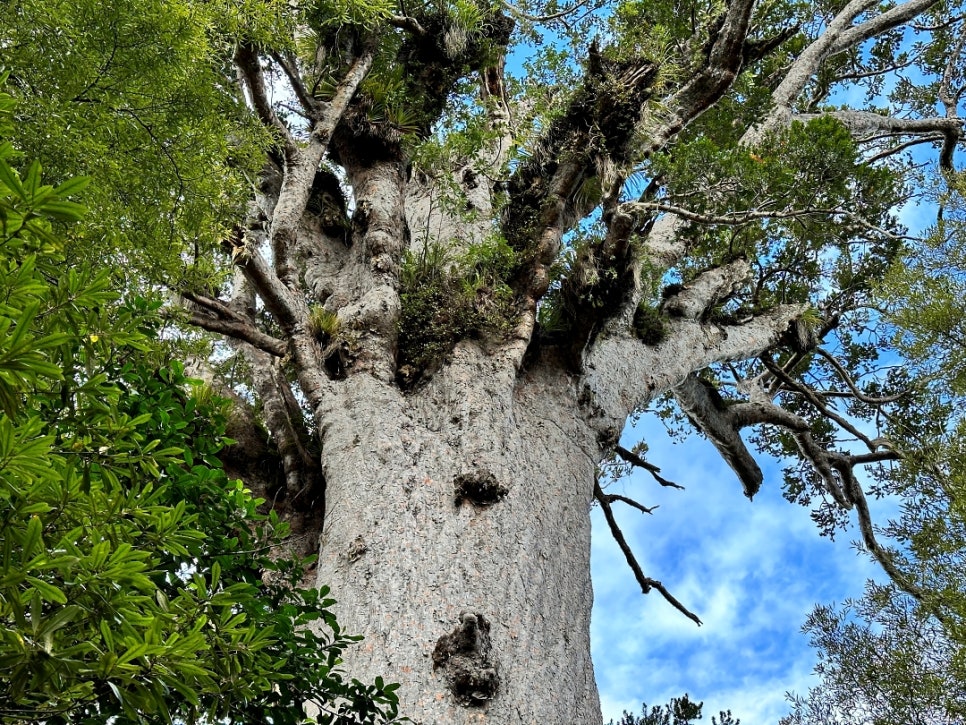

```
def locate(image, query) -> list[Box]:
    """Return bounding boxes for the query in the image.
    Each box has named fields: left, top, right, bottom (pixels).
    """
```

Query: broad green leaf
left=25, top=576, right=67, bottom=604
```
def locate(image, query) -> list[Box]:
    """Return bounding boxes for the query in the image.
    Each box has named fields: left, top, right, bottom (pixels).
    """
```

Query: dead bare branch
left=598, top=491, right=659, bottom=515
left=595, top=481, right=702, bottom=626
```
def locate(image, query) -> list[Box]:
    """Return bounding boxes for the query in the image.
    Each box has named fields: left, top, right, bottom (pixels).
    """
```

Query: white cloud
left=592, top=418, right=883, bottom=723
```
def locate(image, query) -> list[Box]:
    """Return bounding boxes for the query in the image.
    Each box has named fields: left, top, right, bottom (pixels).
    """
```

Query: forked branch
left=179, top=291, right=288, bottom=357
left=678, top=367, right=926, bottom=609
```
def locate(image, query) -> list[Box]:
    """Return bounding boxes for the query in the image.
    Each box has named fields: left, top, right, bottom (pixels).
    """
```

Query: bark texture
left=309, top=348, right=603, bottom=721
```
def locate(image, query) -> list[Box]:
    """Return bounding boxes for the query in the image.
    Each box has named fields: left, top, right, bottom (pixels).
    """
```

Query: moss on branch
left=396, top=238, right=516, bottom=389
left=501, top=51, right=659, bottom=264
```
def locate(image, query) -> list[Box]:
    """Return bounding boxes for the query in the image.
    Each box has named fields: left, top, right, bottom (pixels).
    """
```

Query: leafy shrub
left=0, top=86, right=401, bottom=724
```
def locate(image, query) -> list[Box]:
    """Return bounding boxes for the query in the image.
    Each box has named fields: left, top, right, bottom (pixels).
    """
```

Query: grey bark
left=309, top=347, right=603, bottom=723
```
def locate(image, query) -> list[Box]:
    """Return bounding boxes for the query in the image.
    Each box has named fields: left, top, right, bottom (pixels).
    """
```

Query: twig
left=814, top=348, right=907, bottom=404
left=615, top=445, right=685, bottom=489
left=598, top=491, right=659, bottom=515
left=595, top=481, right=702, bottom=625
left=762, top=354, right=878, bottom=451
left=498, top=0, right=594, bottom=23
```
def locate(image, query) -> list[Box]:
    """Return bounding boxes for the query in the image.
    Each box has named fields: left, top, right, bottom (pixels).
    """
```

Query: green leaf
left=22, top=515, right=43, bottom=557
left=25, top=576, right=67, bottom=604
left=52, top=176, right=91, bottom=197
left=37, top=605, right=83, bottom=638
left=0, top=157, right=26, bottom=201
left=37, top=199, right=86, bottom=222
left=100, top=619, right=116, bottom=652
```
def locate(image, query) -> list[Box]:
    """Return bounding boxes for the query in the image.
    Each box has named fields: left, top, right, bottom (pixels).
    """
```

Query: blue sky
left=585, top=82, right=945, bottom=722
left=590, top=416, right=889, bottom=723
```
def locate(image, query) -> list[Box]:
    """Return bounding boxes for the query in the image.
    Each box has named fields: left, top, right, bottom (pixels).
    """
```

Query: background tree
left=610, top=694, right=739, bottom=725
left=0, top=88, right=400, bottom=724
left=781, top=172, right=966, bottom=725
left=2, top=0, right=965, bottom=722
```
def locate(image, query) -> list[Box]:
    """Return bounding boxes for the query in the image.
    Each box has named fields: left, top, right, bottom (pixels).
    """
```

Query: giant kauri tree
left=3, top=0, right=965, bottom=721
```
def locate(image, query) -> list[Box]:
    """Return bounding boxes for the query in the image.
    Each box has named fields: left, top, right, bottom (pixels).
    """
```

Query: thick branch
left=248, top=349, right=324, bottom=506
left=795, top=111, right=963, bottom=151
left=510, top=2, right=763, bottom=365
left=235, top=43, right=296, bottom=152
left=183, top=311, right=288, bottom=358
left=503, top=53, right=658, bottom=293
left=310, top=40, right=378, bottom=140
left=679, top=380, right=925, bottom=608
left=178, top=291, right=288, bottom=356
left=271, top=41, right=377, bottom=288
left=638, top=0, right=937, bottom=278
left=595, top=481, right=702, bottom=625
left=500, top=53, right=658, bottom=366
left=582, top=304, right=807, bottom=440
left=229, top=241, right=301, bottom=328
left=672, top=360, right=926, bottom=612
left=674, top=374, right=764, bottom=498
left=642, top=0, right=758, bottom=154
left=829, top=0, right=942, bottom=55
left=753, top=0, right=879, bottom=138
left=387, top=14, right=427, bottom=35
left=662, top=259, right=752, bottom=320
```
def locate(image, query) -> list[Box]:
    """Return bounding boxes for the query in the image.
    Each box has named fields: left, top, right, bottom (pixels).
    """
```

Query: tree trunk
left=311, top=345, right=604, bottom=723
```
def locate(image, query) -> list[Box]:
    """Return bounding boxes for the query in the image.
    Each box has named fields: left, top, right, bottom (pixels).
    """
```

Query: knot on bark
left=781, top=316, right=819, bottom=353
left=432, top=611, right=499, bottom=707
left=454, top=471, right=508, bottom=507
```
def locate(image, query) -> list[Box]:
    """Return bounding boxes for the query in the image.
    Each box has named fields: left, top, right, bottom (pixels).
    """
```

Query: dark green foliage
left=782, top=585, right=966, bottom=725
left=397, top=238, right=515, bottom=387
left=0, top=102, right=400, bottom=723
left=1, top=0, right=268, bottom=293
left=609, top=694, right=740, bottom=725
left=633, top=301, right=668, bottom=345
left=653, top=117, right=904, bottom=314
